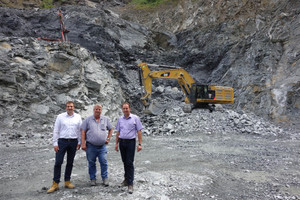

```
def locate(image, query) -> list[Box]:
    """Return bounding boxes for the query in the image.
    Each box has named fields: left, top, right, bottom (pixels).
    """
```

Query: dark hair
left=122, top=102, right=130, bottom=108
left=66, top=101, right=74, bottom=106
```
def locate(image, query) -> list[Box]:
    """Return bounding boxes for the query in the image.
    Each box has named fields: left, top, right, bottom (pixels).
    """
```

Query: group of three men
left=47, top=101, right=143, bottom=194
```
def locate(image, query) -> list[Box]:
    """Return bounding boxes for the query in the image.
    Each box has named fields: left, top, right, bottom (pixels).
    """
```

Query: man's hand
left=81, top=143, right=87, bottom=151
left=77, top=144, right=81, bottom=150
left=105, top=138, right=110, bottom=145
left=115, top=144, right=119, bottom=152
left=137, top=144, right=142, bottom=152
left=54, top=146, right=59, bottom=153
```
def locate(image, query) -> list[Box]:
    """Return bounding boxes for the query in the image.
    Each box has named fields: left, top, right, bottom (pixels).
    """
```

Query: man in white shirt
left=47, top=101, right=82, bottom=194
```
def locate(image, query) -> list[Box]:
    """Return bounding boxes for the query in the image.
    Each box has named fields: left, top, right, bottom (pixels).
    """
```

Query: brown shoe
left=47, top=181, right=59, bottom=194
left=121, top=179, right=128, bottom=187
left=128, top=185, right=133, bottom=194
left=64, top=181, right=75, bottom=189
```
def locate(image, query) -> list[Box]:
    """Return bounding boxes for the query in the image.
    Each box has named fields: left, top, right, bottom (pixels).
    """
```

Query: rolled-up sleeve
left=107, top=119, right=113, bottom=130
left=77, top=117, right=82, bottom=145
left=135, top=116, right=143, bottom=131
left=115, top=118, right=120, bottom=132
left=53, top=116, right=61, bottom=146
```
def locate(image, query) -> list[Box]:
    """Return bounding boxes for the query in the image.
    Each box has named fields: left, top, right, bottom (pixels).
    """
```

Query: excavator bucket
left=144, top=100, right=167, bottom=115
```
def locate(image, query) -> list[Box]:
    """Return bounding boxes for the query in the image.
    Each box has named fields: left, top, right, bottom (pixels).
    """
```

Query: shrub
left=41, top=0, right=54, bottom=9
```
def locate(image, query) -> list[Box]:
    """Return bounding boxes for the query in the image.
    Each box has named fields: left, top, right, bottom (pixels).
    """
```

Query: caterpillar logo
left=161, top=72, right=170, bottom=77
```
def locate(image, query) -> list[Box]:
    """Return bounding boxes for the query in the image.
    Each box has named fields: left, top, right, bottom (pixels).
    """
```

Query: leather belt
left=119, top=138, right=135, bottom=141
left=59, top=138, right=77, bottom=141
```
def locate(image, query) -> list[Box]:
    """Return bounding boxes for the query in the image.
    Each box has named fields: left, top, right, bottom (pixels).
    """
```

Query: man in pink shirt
left=115, top=102, right=143, bottom=194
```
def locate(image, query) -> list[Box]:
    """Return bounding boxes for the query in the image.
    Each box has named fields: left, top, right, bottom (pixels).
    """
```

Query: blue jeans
left=119, top=139, right=136, bottom=185
left=53, top=139, right=77, bottom=183
left=86, top=142, right=108, bottom=180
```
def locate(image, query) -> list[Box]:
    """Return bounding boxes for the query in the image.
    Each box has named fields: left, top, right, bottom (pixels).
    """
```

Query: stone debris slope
left=141, top=104, right=299, bottom=140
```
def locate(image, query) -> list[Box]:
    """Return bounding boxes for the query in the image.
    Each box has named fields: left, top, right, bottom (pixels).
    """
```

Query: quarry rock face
left=116, top=0, right=300, bottom=128
left=0, top=0, right=299, bottom=133
left=0, top=37, right=124, bottom=136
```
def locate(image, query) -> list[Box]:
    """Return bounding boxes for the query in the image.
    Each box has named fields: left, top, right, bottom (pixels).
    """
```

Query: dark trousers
left=119, top=139, right=136, bottom=185
left=53, top=139, right=77, bottom=183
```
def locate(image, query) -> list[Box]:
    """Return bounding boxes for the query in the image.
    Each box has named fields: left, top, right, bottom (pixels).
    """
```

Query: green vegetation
left=41, top=0, right=54, bottom=9
left=130, top=0, right=177, bottom=9
left=41, top=0, right=68, bottom=9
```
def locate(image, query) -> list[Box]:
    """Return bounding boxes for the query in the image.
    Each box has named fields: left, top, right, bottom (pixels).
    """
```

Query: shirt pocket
left=100, top=123, right=106, bottom=131
left=128, top=121, right=136, bottom=130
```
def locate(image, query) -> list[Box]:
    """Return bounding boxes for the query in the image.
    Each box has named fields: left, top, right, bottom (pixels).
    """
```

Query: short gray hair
left=93, top=104, right=102, bottom=109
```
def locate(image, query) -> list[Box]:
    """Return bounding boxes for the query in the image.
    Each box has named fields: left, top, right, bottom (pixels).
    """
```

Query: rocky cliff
left=116, top=0, right=300, bottom=127
left=0, top=37, right=124, bottom=137
left=0, top=0, right=299, bottom=135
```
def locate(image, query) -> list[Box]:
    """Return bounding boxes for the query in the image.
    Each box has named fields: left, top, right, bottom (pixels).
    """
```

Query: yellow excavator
left=138, top=62, right=234, bottom=114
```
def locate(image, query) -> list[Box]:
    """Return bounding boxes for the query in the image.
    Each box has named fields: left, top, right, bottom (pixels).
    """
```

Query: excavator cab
left=189, top=84, right=215, bottom=104
left=184, top=84, right=217, bottom=112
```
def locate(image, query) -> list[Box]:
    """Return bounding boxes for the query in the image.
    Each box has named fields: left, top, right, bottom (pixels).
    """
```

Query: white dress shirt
left=53, top=112, right=82, bottom=146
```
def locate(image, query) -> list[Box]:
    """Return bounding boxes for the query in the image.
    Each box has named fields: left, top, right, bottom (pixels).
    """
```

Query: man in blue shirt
left=115, top=102, right=143, bottom=194
left=81, top=104, right=113, bottom=186
left=47, top=101, right=82, bottom=193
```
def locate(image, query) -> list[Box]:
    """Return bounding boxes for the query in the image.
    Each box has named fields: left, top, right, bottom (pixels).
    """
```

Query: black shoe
left=103, top=178, right=109, bottom=187
left=90, top=179, right=96, bottom=186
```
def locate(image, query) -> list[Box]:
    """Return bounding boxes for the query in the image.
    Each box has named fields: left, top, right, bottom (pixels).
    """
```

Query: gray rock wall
left=0, top=0, right=299, bottom=130
left=117, top=0, right=300, bottom=128
left=0, top=37, right=124, bottom=138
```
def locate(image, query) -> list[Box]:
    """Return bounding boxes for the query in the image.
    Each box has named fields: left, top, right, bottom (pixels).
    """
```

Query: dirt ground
left=0, top=131, right=299, bottom=200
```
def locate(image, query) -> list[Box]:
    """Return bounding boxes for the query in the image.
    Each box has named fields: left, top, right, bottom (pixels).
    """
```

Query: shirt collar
left=65, top=112, right=74, bottom=117
left=123, top=113, right=132, bottom=119
left=93, top=115, right=101, bottom=121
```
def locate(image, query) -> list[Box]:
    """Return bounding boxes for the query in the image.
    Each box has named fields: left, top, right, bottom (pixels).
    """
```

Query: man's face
left=122, top=104, right=130, bottom=116
left=66, top=103, right=74, bottom=115
left=94, top=106, right=102, bottom=117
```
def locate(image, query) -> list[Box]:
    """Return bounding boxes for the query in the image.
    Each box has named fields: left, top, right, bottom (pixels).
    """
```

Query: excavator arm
left=138, top=62, right=196, bottom=107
